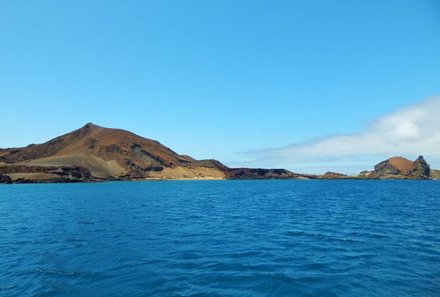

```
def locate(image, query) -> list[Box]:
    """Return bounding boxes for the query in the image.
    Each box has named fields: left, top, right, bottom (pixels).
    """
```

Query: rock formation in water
left=365, top=156, right=431, bottom=180
left=407, top=156, right=430, bottom=179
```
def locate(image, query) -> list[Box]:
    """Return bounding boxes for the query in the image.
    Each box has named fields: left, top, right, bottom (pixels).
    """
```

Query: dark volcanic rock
left=320, top=172, right=349, bottom=179
left=0, top=174, right=12, bottom=184
left=50, top=166, right=92, bottom=180
left=369, top=160, right=402, bottom=178
left=226, top=168, right=315, bottom=180
left=0, top=165, right=92, bottom=182
left=407, top=156, right=430, bottom=179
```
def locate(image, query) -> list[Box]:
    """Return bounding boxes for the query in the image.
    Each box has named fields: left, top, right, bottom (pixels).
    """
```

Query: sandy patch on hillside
left=23, top=153, right=126, bottom=178
left=148, top=166, right=226, bottom=180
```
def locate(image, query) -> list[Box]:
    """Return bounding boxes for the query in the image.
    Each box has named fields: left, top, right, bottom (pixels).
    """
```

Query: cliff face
left=0, top=174, right=12, bottom=184
left=407, top=156, right=430, bottom=179
left=0, top=123, right=299, bottom=183
left=367, top=156, right=431, bottom=180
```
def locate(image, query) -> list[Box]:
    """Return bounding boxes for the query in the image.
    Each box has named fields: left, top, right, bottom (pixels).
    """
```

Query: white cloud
left=235, top=97, right=440, bottom=174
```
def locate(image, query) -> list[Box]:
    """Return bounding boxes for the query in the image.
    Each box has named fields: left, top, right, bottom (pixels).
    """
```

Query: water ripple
left=0, top=180, right=439, bottom=296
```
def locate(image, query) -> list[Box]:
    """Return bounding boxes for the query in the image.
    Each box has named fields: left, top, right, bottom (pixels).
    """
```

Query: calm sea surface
left=0, top=180, right=439, bottom=297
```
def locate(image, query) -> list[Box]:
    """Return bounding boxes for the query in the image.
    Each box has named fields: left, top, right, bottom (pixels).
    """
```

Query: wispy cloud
left=235, top=97, right=440, bottom=174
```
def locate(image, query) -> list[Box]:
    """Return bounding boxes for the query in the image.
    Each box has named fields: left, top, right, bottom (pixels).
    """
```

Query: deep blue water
left=0, top=180, right=439, bottom=297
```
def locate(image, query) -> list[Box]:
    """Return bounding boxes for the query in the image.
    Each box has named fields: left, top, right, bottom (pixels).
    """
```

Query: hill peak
left=80, top=122, right=101, bottom=130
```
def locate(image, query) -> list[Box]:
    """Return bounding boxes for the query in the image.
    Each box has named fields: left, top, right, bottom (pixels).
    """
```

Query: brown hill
left=387, top=157, right=414, bottom=175
left=0, top=123, right=229, bottom=180
left=0, top=123, right=305, bottom=182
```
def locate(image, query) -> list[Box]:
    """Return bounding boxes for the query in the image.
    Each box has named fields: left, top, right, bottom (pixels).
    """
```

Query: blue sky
left=1, top=1, right=439, bottom=173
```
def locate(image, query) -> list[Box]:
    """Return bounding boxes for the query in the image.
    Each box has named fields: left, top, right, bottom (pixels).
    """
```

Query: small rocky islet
left=0, top=123, right=438, bottom=184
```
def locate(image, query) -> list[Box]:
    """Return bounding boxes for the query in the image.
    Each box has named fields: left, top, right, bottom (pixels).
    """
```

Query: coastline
left=1, top=175, right=438, bottom=185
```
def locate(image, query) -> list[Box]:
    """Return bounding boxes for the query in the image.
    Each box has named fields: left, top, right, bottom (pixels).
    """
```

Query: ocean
left=0, top=180, right=439, bottom=296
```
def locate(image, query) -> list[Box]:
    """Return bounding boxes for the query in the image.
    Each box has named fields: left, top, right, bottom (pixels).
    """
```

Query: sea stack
left=366, top=156, right=431, bottom=179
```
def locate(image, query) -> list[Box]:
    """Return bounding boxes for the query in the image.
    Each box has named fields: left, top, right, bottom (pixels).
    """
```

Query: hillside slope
left=0, top=123, right=304, bottom=182
left=0, top=123, right=229, bottom=180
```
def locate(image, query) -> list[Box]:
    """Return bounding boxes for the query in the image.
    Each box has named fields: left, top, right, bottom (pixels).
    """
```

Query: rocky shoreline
left=1, top=124, right=438, bottom=184
left=1, top=156, right=437, bottom=184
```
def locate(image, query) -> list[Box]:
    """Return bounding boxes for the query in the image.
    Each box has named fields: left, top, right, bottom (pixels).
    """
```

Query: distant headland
left=0, top=123, right=438, bottom=183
